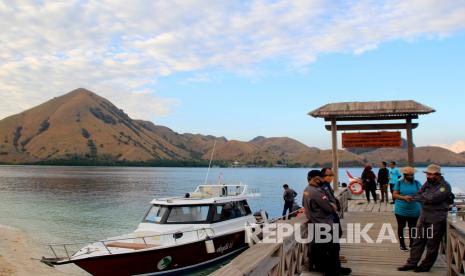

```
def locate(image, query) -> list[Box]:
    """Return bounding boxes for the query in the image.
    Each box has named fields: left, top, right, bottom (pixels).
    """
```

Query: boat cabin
left=143, top=185, right=258, bottom=225
left=143, top=200, right=252, bottom=224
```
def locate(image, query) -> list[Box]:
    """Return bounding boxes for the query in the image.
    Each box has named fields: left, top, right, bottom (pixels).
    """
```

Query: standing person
left=321, top=167, right=346, bottom=263
left=392, top=167, right=421, bottom=251
left=302, top=170, right=351, bottom=275
left=398, top=164, right=452, bottom=272
left=320, top=168, right=340, bottom=211
left=377, top=162, right=389, bottom=203
left=320, top=168, right=342, bottom=228
left=361, top=165, right=377, bottom=203
left=282, top=184, right=297, bottom=220
left=388, top=161, right=402, bottom=204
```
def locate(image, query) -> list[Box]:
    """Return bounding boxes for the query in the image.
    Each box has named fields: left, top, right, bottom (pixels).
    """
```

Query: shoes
left=339, top=267, right=352, bottom=275
left=414, top=266, right=430, bottom=273
left=397, top=264, right=417, bottom=271
left=400, top=245, right=409, bottom=252
left=390, top=201, right=395, bottom=204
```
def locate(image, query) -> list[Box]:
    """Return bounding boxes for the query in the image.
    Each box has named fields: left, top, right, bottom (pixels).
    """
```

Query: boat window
left=241, top=200, right=252, bottom=215
left=166, top=206, right=209, bottom=223
left=212, top=201, right=250, bottom=222
left=143, top=205, right=169, bottom=223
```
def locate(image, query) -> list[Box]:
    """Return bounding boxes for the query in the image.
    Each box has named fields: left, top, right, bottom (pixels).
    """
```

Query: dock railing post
left=331, top=119, right=339, bottom=191
left=406, top=117, right=414, bottom=166
left=446, top=221, right=452, bottom=276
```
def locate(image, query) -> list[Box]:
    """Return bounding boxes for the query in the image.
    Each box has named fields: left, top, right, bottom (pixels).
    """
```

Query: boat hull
left=72, top=231, right=246, bottom=276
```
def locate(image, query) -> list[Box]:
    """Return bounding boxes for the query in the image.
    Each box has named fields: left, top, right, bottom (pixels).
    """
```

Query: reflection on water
left=0, top=165, right=464, bottom=274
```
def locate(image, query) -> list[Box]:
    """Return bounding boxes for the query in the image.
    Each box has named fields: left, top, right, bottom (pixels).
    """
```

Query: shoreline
left=0, top=224, right=83, bottom=276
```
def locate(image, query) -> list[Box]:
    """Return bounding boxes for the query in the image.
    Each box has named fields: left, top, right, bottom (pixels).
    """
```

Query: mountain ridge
left=1, top=88, right=464, bottom=167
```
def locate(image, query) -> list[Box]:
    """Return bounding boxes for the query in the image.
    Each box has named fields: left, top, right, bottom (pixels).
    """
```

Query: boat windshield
left=143, top=205, right=210, bottom=224
left=143, top=205, right=169, bottom=223
left=166, top=206, right=209, bottom=223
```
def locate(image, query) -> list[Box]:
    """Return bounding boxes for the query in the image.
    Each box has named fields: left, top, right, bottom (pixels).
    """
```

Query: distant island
left=1, top=88, right=464, bottom=167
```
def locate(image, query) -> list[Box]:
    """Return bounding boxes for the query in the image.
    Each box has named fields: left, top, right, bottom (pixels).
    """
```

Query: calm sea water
left=0, top=166, right=464, bottom=274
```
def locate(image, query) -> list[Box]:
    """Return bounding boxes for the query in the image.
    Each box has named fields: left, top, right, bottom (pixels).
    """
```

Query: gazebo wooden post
left=406, top=117, right=414, bottom=166
left=309, top=100, right=434, bottom=189
left=331, top=119, right=339, bottom=191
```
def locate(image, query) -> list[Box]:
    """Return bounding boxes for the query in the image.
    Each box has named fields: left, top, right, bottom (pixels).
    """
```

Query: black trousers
left=308, top=224, right=341, bottom=275
left=395, top=214, right=419, bottom=247
left=282, top=201, right=293, bottom=219
left=407, top=219, right=447, bottom=269
left=365, top=184, right=377, bottom=202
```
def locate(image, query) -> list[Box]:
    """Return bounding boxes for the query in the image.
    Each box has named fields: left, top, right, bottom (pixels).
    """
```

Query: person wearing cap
left=398, top=164, right=452, bottom=272
left=320, top=168, right=341, bottom=212
left=321, top=167, right=347, bottom=264
left=392, top=167, right=422, bottom=251
left=302, top=170, right=351, bottom=275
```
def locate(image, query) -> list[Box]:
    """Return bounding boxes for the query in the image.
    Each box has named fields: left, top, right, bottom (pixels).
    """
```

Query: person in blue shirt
left=392, top=167, right=422, bottom=251
left=388, top=161, right=402, bottom=204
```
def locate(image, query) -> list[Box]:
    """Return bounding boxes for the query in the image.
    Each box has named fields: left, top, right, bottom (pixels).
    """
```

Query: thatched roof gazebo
left=309, top=100, right=434, bottom=120
left=309, top=100, right=435, bottom=190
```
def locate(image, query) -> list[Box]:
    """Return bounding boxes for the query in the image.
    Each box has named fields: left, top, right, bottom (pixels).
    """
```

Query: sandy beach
left=0, top=225, right=83, bottom=276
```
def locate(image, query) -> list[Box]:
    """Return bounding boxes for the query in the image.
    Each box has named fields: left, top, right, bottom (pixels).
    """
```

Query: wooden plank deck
left=348, top=199, right=393, bottom=213
left=301, top=200, right=447, bottom=276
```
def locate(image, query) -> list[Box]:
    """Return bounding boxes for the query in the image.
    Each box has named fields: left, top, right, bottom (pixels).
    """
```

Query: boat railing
left=193, top=184, right=260, bottom=198
left=43, top=227, right=216, bottom=262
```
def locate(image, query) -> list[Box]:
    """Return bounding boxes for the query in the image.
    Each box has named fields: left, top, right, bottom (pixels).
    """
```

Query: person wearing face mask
left=398, top=164, right=452, bottom=273
left=392, top=167, right=421, bottom=252
left=302, top=170, right=351, bottom=275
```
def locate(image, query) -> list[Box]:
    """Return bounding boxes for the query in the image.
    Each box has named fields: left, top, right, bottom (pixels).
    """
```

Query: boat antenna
left=204, top=140, right=217, bottom=185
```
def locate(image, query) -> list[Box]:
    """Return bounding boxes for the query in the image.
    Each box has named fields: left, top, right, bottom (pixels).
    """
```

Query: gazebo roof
left=309, top=100, right=434, bottom=120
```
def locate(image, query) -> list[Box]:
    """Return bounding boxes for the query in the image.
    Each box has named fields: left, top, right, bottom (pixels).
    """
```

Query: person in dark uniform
left=321, top=167, right=346, bottom=264
left=282, top=184, right=297, bottom=220
left=320, top=168, right=342, bottom=232
left=378, top=162, right=389, bottom=203
left=302, top=170, right=351, bottom=275
left=398, top=164, right=452, bottom=272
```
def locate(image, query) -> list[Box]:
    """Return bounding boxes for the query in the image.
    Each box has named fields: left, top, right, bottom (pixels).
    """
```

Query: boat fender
left=205, top=237, right=215, bottom=254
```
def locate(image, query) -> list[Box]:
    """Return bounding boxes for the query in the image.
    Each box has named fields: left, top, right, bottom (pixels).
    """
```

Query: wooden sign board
left=342, top=131, right=402, bottom=148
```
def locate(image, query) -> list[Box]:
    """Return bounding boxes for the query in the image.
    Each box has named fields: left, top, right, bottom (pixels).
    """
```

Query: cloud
left=1, top=0, right=465, bottom=119
left=434, top=140, right=465, bottom=153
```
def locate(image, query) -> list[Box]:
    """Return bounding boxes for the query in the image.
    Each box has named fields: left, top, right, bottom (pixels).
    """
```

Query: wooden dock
left=302, top=200, right=447, bottom=276
left=210, top=192, right=462, bottom=276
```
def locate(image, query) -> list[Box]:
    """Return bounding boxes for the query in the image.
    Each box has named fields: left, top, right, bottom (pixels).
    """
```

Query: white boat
left=41, top=184, right=261, bottom=276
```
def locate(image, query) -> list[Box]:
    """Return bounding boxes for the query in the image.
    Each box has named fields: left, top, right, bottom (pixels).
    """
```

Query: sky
left=1, top=0, right=465, bottom=150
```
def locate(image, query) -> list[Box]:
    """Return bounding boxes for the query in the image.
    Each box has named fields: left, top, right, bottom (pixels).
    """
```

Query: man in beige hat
left=398, top=164, right=453, bottom=272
